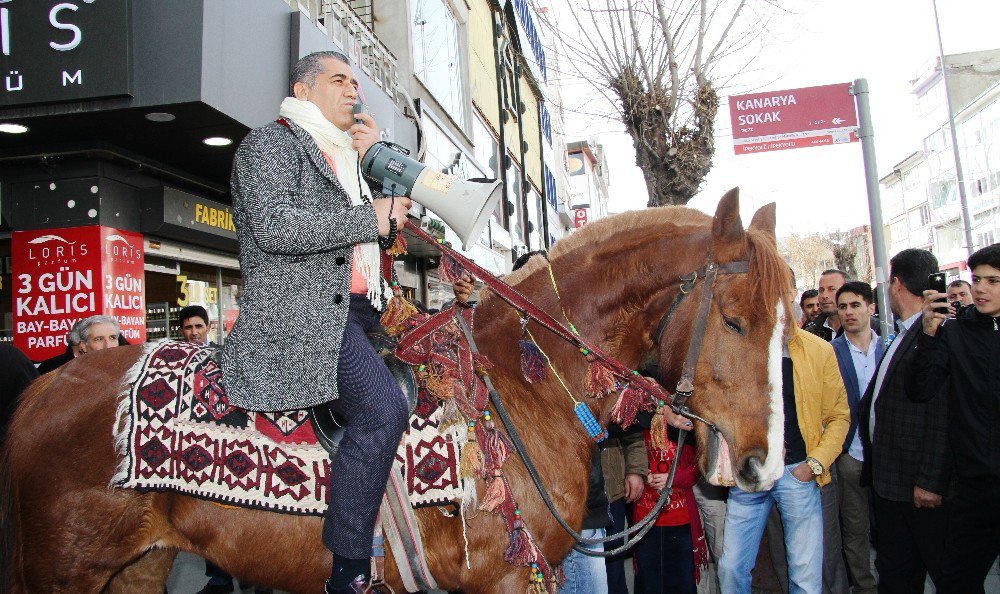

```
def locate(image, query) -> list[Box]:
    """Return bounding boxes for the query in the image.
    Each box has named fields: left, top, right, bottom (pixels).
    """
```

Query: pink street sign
left=730, top=83, right=859, bottom=154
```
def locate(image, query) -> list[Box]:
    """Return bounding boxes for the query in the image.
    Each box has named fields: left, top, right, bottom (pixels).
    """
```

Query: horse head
left=654, top=188, right=792, bottom=492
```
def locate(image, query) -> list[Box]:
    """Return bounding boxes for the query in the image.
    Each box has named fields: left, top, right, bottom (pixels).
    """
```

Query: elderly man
left=222, top=50, right=411, bottom=594
left=946, top=279, right=973, bottom=308
left=78, top=315, right=121, bottom=353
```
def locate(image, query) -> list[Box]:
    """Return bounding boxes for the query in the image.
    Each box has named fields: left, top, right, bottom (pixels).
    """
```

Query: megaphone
left=361, top=141, right=503, bottom=250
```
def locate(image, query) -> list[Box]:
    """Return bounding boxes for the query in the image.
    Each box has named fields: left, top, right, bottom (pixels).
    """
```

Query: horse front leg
left=104, top=547, right=178, bottom=594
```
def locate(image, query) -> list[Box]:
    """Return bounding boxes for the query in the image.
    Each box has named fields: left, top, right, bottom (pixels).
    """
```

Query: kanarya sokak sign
left=729, top=83, right=859, bottom=155
left=12, top=226, right=146, bottom=360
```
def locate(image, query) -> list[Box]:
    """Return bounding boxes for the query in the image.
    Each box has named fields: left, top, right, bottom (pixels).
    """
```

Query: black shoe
left=324, top=574, right=386, bottom=594
left=194, top=584, right=234, bottom=594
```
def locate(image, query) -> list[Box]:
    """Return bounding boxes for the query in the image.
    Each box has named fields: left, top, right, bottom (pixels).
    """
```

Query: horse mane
left=505, top=206, right=710, bottom=286
left=745, top=228, right=792, bottom=324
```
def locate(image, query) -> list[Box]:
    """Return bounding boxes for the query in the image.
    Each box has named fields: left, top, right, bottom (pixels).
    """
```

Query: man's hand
left=791, top=462, right=815, bottom=483
left=920, top=289, right=954, bottom=336
left=372, top=197, right=413, bottom=236
left=663, top=406, right=694, bottom=431
left=913, top=486, right=943, bottom=509
left=349, top=112, right=380, bottom=159
left=452, top=276, right=475, bottom=305
left=624, top=473, right=645, bottom=503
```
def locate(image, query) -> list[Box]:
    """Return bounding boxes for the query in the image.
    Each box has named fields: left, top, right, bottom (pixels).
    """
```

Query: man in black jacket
left=0, top=343, right=38, bottom=437
left=909, top=243, right=1000, bottom=593
left=858, top=248, right=952, bottom=593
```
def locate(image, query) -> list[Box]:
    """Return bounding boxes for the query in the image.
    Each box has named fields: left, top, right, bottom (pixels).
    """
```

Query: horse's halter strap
left=653, top=259, right=749, bottom=428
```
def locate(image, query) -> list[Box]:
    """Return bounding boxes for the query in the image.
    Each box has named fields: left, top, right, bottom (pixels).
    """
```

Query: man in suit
left=858, top=249, right=952, bottom=593
left=831, top=282, right=882, bottom=594
left=222, top=50, right=412, bottom=594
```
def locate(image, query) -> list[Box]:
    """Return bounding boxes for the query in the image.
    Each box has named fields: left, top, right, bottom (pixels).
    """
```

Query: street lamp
left=932, top=0, right=976, bottom=258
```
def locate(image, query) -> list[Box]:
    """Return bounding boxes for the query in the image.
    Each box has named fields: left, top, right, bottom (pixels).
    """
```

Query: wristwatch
left=805, top=457, right=824, bottom=476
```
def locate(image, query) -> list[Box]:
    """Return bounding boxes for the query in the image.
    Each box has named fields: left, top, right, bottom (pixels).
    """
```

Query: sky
left=559, top=0, right=1000, bottom=237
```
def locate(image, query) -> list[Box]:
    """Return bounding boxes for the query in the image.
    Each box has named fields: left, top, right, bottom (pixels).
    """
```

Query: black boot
left=323, top=574, right=386, bottom=594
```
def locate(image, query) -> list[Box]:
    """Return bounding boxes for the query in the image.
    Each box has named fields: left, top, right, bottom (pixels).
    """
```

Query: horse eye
left=723, top=316, right=744, bottom=336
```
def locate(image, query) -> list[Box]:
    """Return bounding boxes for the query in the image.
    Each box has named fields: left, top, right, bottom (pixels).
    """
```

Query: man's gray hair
left=77, top=315, right=121, bottom=341
left=67, top=318, right=86, bottom=346
left=290, top=51, right=351, bottom=94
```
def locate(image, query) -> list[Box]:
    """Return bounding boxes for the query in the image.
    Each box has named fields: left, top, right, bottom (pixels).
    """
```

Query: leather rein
left=408, top=224, right=749, bottom=555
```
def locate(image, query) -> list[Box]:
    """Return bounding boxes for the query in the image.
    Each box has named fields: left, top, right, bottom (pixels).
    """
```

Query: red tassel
left=503, top=527, right=538, bottom=566
left=438, top=254, right=464, bottom=283
left=518, top=339, right=548, bottom=383
left=611, top=385, right=643, bottom=427
left=380, top=295, right=419, bottom=336
left=585, top=359, right=616, bottom=398
left=479, top=477, right=507, bottom=512
left=482, top=426, right=510, bottom=469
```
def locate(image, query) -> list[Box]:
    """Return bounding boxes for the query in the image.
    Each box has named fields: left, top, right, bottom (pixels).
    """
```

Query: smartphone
left=926, top=272, right=948, bottom=313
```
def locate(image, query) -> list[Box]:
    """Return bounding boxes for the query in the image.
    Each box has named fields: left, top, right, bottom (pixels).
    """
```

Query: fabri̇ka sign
left=12, top=225, right=146, bottom=360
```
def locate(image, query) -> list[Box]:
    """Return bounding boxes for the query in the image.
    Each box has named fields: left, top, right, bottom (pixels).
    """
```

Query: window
left=506, top=159, right=526, bottom=246
left=978, top=230, right=996, bottom=250
left=412, top=0, right=465, bottom=127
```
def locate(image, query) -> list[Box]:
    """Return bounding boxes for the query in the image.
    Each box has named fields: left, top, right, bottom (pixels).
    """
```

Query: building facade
left=879, top=49, right=1000, bottom=279
left=0, top=0, right=572, bottom=358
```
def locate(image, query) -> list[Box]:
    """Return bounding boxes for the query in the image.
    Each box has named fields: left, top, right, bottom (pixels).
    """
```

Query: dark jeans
left=871, top=492, right=949, bottom=594
left=605, top=498, right=631, bottom=594
left=936, top=479, right=1000, bottom=594
left=321, top=295, right=409, bottom=560
left=634, top=524, right=695, bottom=594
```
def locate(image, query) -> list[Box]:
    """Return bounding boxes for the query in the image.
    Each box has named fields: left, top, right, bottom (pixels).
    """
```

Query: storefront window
left=507, top=160, right=526, bottom=246
left=144, top=256, right=242, bottom=344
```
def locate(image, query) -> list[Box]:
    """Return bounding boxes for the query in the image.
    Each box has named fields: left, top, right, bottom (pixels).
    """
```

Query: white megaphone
left=361, top=142, right=503, bottom=250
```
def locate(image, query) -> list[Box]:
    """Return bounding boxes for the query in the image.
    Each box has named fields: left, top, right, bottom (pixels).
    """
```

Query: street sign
left=729, top=83, right=859, bottom=154
left=573, top=208, right=588, bottom=228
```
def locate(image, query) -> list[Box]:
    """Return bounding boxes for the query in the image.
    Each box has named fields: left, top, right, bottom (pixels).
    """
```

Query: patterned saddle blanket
left=111, top=341, right=463, bottom=515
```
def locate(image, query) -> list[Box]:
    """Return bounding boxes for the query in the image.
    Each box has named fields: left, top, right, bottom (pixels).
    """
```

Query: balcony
left=308, top=0, right=402, bottom=108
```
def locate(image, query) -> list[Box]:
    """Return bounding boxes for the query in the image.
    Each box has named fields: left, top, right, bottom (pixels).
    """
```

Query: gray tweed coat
left=221, top=118, right=381, bottom=412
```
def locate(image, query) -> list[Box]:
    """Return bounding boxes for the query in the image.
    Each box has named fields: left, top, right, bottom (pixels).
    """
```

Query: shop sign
left=12, top=225, right=145, bottom=360
left=166, top=189, right=237, bottom=238
left=573, top=208, right=588, bottom=228
left=1, top=0, right=132, bottom=107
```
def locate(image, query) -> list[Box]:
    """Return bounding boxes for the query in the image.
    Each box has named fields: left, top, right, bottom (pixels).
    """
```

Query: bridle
left=408, top=224, right=750, bottom=555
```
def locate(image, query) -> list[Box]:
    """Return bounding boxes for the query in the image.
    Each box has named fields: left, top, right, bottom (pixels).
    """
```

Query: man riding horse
left=221, top=50, right=411, bottom=594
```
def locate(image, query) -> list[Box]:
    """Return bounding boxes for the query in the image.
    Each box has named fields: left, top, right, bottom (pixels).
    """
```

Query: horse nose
left=738, top=450, right=766, bottom=488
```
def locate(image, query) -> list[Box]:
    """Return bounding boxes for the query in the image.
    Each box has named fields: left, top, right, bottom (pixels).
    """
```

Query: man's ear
left=292, top=82, right=310, bottom=100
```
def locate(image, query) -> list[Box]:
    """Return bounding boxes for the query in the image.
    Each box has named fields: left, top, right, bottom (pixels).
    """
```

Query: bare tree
left=783, top=232, right=834, bottom=289
left=547, top=0, right=785, bottom=206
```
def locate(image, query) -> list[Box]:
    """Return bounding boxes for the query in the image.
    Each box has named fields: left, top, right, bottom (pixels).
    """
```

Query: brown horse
left=1, top=188, right=793, bottom=593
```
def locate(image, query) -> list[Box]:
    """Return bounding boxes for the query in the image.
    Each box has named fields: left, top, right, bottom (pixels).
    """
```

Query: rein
left=406, top=223, right=749, bottom=554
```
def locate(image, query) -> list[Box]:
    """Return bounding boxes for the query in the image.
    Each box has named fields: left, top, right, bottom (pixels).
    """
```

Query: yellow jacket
left=787, top=328, right=851, bottom=487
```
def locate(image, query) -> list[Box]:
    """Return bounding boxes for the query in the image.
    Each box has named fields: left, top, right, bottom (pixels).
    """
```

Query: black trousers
left=605, top=498, right=630, bottom=594
left=935, top=479, right=1000, bottom=594
left=321, top=295, right=409, bottom=560
left=871, top=492, right=949, bottom=594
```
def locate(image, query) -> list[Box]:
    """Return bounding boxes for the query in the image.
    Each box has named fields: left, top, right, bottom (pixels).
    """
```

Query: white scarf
left=278, top=97, right=390, bottom=309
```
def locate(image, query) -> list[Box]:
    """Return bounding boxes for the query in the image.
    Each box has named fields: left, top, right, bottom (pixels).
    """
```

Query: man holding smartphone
left=223, top=51, right=412, bottom=594
left=909, top=243, right=1000, bottom=593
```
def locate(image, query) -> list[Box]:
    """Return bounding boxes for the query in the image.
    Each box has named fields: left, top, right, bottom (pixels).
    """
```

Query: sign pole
left=851, top=78, right=893, bottom=345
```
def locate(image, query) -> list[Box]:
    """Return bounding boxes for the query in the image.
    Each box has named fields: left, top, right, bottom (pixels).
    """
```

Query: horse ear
left=748, top=202, right=777, bottom=242
left=711, top=188, right=745, bottom=256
